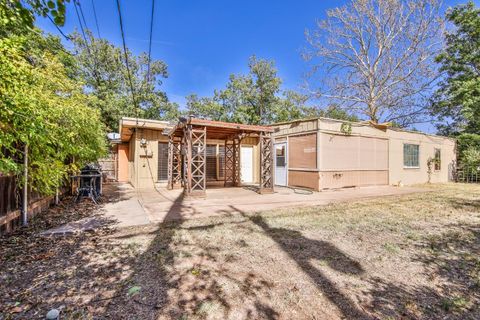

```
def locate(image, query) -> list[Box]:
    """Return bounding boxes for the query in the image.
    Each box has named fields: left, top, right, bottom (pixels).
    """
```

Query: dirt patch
left=1, top=183, right=480, bottom=319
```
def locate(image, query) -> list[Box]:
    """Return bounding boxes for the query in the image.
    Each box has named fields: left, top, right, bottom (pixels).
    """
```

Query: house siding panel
left=289, top=133, right=317, bottom=169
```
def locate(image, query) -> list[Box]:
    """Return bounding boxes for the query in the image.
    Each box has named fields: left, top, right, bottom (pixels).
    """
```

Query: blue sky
left=36, top=0, right=477, bottom=132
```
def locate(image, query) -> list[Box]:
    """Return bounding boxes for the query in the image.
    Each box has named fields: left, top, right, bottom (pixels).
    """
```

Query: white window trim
left=403, top=143, right=420, bottom=169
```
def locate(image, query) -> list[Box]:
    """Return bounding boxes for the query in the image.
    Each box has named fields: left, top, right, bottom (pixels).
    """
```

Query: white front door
left=275, top=143, right=287, bottom=186
left=240, top=146, right=254, bottom=183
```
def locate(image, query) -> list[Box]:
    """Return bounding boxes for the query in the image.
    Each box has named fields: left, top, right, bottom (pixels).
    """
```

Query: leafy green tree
left=0, top=35, right=106, bottom=194
left=314, top=105, right=359, bottom=122
left=431, top=2, right=480, bottom=168
left=186, top=56, right=323, bottom=124
left=71, top=32, right=179, bottom=131
left=0, top=3, right=106, bottom=194
left=0, top=0, right=69, bottom=38
left=432, top=2, right=480, bottom=135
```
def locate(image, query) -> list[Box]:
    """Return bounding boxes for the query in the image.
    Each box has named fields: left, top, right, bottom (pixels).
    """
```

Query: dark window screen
left=206, top=145, right=217, bottom=180
left=158, top=142, right=168, bottom=181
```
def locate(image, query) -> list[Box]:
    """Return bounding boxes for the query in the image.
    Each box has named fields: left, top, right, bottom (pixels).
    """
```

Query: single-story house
left=117, top=117, right=274, bottom=195
left=271, top=117, right=456, bottom=190
left=114, top=116, right=456, bottom=194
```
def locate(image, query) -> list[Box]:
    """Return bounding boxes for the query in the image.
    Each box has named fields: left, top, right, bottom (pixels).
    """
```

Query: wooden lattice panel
left=233, top=139, right=240, bottom=186
left=260, top=133, right=274, bottom=193
left=184, top=126, right=206, bottom=196
left=224, top=141, right=235, bottom=186
left=167, top=137, right=182, bottom=189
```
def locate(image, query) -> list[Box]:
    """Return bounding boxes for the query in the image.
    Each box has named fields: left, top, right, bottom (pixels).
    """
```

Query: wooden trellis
left=224, top=137, right=241, bottom=187
left=168, top=117, right=274, bottom=197
left=259, top=133, right=274, bottom=193
left=224, top=141, right=235, bottom=187
left=185, top=125, right=207, bottom=196
left=167, top=136, right=182, bottom=189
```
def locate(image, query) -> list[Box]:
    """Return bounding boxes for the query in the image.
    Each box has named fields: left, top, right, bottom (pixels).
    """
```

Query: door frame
left=274, top=142, right=288, bottom=186
left=240, top=146, right=254, bottom=183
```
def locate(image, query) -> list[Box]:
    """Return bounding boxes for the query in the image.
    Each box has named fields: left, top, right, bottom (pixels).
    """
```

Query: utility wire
left=90, top=0, right=102, bottom=38
left=74, top=0, right=101, bottom=86
left=77, top=0, right=90, bottom=37
left=115, top=0, right=139, bottom=118
left=46, top=15, right=71, bottom=41
left=146, top=0, right=156, bottom=84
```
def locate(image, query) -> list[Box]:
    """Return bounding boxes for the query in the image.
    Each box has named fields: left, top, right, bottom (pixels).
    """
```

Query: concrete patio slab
left=41, top=183, right=430, bottom=234
left=137, top=184, right=429, bottom=224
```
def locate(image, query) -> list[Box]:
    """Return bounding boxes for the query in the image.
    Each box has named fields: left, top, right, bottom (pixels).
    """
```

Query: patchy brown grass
left=1, top=183, right=480, bottom=319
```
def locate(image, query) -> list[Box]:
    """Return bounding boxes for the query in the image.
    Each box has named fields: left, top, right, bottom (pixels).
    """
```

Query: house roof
left=119, top=117, right=173, bottom=142
left=170, top=117, right=274, bottom=140
left=270, top=116, right=455, bottom=141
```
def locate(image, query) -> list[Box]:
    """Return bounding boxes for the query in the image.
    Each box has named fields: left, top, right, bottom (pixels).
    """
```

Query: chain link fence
left=455, top=166, right=480, bottom=183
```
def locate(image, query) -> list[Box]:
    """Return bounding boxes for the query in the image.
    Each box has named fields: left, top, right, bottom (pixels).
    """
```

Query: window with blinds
left=218, top=145, right=225, bottom=179
left=206, top=145, right=217, bottom=180
left=158, top=142, right=168, bottom=181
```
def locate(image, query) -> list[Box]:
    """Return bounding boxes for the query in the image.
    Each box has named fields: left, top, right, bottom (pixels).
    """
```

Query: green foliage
left=186, top=56, right=309, bottom=124
left=462, top=147, right=480, bottom=168
left=0, top=19, right=106, bottom=194
left=0, top=0, right=69, bottom=37
left=71, top=32, right=179, bottom=131
left=456, top=133, right=480, bottom=167
left=432, top=2, right=480, bottom=135
left=185, top=56, right=359, bottom=125
left=340, top=123, right=352, bottom=135
left=314, top=105, right=359, bottom=122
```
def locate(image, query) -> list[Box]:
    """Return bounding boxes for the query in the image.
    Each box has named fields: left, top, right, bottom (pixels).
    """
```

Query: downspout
left=22, top=144, right=28, bottom=226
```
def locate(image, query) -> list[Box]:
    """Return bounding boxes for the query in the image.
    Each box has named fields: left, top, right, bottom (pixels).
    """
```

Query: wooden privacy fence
left=98, top=153, right=117, bottom=182
left=0, top=175, right=68, bottom=234
left=0, top=175, right=19, bottom=231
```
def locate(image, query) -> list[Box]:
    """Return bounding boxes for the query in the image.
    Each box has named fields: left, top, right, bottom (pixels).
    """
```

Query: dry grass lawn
left=1, top=183, right=480, bottom=319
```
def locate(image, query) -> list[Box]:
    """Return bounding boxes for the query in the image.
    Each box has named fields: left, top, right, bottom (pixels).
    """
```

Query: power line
left=146, top=0, right=156, bottom=84
left=90, top=0, right=102, bottom=38
left=73, top=0, right=92, bottom=56
left=77, top=0, right=90, bottom=36
left=46, top=15, right=71, bottom=41
left=74, top=0, right=101, bottom=85
left=115, top=0, right=139, bottom=117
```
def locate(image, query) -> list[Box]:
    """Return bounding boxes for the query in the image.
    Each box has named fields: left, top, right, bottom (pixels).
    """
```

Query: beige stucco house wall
left=271, top=118, right=456, bottom=190
left=117, top=117, right=262, bottom=189
left=387, top=129, right=456, bottom=185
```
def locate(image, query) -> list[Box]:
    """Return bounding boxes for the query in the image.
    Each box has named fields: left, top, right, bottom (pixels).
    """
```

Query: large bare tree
left=304, top=0, right=443, bottom=127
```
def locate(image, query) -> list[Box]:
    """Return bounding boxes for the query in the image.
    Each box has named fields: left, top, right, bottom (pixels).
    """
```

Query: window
left=157, top=142, right=168, bottom=181
left=434, top=148, right=441, bottom=171
left=403, top=144, right=419, bottom=168
left=275, top=144, right=286, bottom=167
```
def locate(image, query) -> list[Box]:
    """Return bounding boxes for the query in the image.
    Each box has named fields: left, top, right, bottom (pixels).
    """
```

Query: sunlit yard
left=2, top=183, right=479, bottom=319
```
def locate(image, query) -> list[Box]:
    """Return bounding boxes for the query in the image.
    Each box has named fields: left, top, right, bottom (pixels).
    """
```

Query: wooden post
left=187, top=126, right=206, bottom=196
left=259, top=133, right=274, bottom=194
left=167, top=136, right=174, bottom=190
left=233, top=137, right=241, bottom=186
left=22, top=144, right=28, bottom=226
left=185, top=125, right=193, bottom=194
left=224, top=139, right=235, bottom=187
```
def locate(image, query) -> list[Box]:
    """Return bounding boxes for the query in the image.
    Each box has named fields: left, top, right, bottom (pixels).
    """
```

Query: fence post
left=22, top=144, right=28, bottom=226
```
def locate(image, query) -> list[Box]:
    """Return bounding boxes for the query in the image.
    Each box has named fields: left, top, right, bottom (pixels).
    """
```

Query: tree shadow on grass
left=103, top=194, right=280, bottom=319
left=0, top=189, right=133, bottom=318
left=238, top=208, right=370, bottom=320
left=368, top=223, right=480, bottom=319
